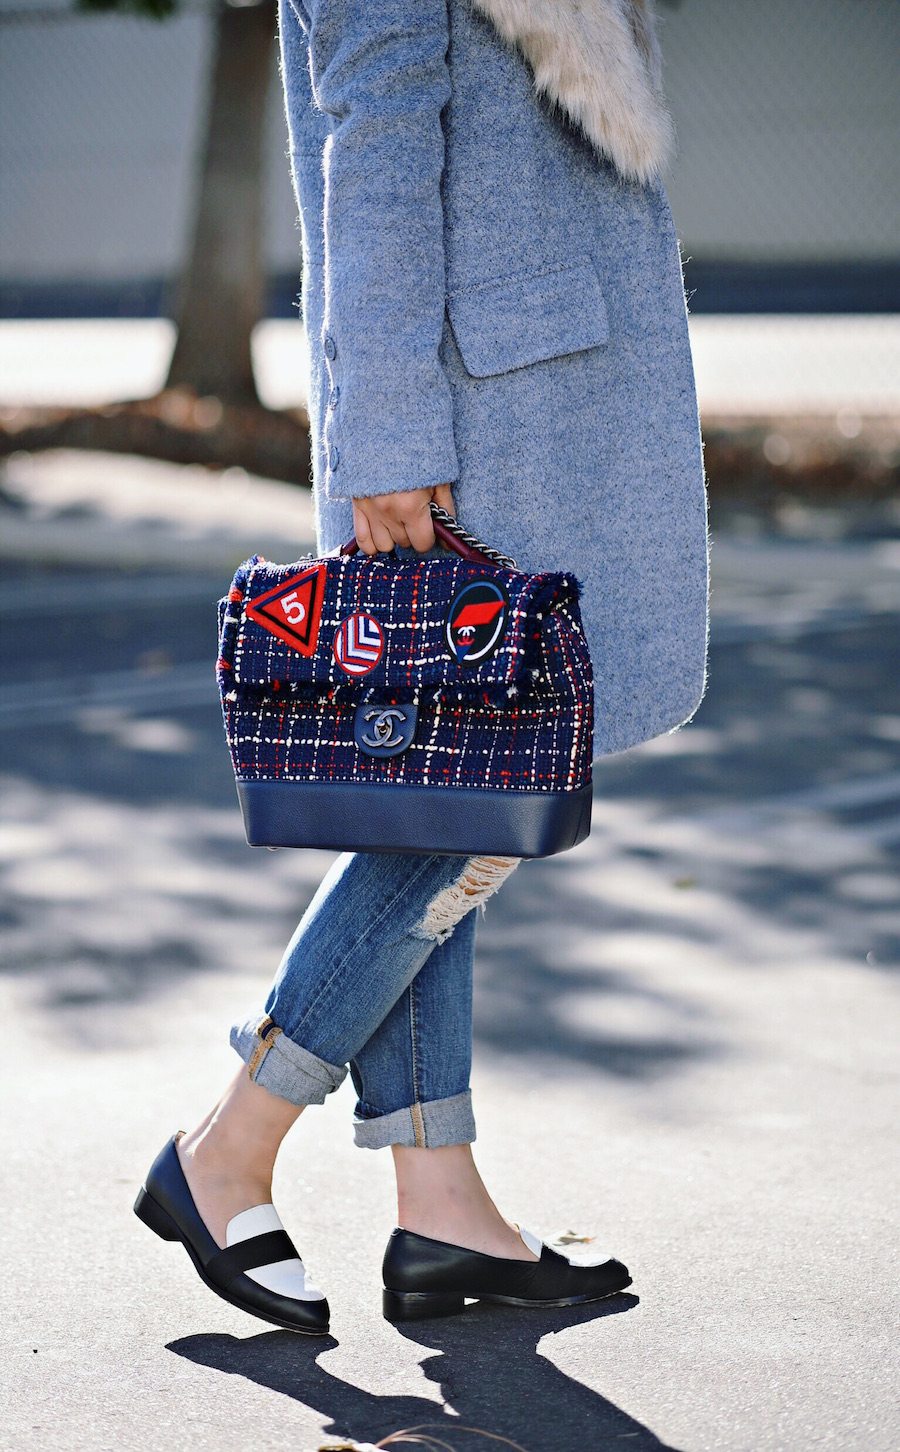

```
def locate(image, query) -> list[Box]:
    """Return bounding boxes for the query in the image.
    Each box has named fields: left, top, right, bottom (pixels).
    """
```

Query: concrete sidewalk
left=1, top=452, right=898, bottom=1451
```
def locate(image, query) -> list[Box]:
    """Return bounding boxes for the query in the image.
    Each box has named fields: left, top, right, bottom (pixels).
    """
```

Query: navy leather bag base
left=216, top=507, right=594, bottom=858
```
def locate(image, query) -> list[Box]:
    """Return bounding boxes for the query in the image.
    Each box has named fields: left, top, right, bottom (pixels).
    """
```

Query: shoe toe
left=230, top=1271, right=330, bottom=1333
left=582, top=1256, right=631, bottom=1294
left=224, top=1205, right=327, bottom=1302
left=210, top=1202, right=330, bottom=1331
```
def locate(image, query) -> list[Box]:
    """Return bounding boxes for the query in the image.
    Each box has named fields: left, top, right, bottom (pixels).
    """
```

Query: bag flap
left=218, top=553, right=582, bottom=700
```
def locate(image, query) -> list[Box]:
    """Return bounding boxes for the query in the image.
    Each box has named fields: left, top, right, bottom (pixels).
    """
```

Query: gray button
left=329, top=385, right=340, bottom=406
left=328, top=444, right=340, bottom=469
left=323, top=333, right=337, bottom=361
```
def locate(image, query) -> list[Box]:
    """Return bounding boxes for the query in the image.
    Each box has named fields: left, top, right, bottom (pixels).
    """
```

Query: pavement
left=1, top=452, right=899, bottom=1452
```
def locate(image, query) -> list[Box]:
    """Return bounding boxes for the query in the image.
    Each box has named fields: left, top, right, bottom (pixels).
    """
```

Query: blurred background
left=1, top=4, right=898, bottom=1452
left=1, top=0, right=898, bottom=466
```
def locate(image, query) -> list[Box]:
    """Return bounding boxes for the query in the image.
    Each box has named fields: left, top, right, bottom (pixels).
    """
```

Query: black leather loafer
left=382, top=1226, right=632, bottom=1322
left=134, top=1131, right=330, bottom=1335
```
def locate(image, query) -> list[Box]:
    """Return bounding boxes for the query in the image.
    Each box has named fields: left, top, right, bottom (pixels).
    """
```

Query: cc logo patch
left=354, top=702, right=418, bottom=758
left=445, top=578, right=509, bottom=666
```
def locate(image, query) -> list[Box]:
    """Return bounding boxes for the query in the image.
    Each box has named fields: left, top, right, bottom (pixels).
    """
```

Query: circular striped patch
left=333, top=611, right=385, bottom=676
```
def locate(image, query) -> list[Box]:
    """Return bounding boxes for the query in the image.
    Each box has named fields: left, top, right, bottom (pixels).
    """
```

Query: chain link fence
left=1, top=0, right=898, bottom=415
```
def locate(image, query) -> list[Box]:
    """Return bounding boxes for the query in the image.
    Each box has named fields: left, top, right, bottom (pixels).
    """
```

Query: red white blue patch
left=333, top=611, right=385, bottom=676
left=445, top=579, right=509, bottom=665
left=244, top=564, right=325, bottom=657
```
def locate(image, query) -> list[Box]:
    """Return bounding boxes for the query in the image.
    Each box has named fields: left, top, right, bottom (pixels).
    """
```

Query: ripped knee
left=413, top=856, right=520, bottom=944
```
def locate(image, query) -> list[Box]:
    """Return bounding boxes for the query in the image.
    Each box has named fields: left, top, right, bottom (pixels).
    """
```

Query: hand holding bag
left=216, top=506, right=594, bottom=857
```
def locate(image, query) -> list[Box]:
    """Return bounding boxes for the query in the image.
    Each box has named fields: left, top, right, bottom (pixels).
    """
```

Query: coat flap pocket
left=446, top=255, right=610, bottom=378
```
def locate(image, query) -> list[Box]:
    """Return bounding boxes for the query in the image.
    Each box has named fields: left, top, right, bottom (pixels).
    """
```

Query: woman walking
left=135, top=0, right=709, bottom=1333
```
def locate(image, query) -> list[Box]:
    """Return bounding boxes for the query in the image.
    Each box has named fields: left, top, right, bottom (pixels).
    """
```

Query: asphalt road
left=1, top=493, right=899, bottom=1452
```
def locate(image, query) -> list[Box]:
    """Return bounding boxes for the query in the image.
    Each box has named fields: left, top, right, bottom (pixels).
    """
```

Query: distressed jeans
left=229, top=849, right=519, bottom=1149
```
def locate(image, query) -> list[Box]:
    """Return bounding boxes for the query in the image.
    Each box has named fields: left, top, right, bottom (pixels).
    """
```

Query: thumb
left=432, top=483, right=457, bottom=519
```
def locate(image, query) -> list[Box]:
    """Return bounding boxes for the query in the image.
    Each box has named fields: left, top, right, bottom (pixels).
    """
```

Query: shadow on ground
left=169, top=1293, right=683, bottom=1452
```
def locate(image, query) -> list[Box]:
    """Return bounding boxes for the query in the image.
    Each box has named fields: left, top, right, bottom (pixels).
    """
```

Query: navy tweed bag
left=216, top=508, right=594, bottom=857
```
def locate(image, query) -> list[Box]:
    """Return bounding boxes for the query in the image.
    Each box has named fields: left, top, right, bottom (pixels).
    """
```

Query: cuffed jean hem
left=229, top=1013, right=347, bottom=1107
left=352, top=1090, right=476, bottom=1150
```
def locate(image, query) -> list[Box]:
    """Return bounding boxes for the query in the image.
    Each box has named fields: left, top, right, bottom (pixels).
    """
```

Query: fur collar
left=469, top=0, right=675, bottom=184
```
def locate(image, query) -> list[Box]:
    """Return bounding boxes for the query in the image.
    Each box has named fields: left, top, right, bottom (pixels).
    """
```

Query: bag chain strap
left=429, top=503, right=519, bottom=570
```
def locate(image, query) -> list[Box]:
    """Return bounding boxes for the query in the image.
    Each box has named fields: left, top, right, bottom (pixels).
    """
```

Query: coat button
left=328, top=444, right=340, bottom=469
left=328, top=385, right=340, bottom=406
left=323, top=332, right=337, bottom=361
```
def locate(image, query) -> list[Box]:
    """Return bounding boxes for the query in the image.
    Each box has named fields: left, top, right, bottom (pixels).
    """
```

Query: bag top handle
left=339, top=503, right=518, bottom=570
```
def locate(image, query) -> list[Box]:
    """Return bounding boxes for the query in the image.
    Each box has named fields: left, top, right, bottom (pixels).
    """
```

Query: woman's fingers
left=369, top=514, right=397, bottom=555
left=404, top=497, right=437, bottom=553
left=352, top=502, right=376, bottom=556
left=352, top=499, right=395, bottom=555
left=352, top=484, right=457, bottom=555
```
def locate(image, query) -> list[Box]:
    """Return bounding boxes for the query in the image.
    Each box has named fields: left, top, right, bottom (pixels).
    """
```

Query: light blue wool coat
left=278, top=0, right=710, bottom=761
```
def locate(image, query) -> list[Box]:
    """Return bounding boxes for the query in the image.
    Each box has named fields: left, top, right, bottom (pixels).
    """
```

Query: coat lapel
left=469, top=0, right=675, bottom=184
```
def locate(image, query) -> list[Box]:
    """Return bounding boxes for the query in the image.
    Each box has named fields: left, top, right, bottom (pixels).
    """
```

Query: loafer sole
left=383, top=1272, right=632, bottom=1322
left=480, top=1276, right=633, bottom=1307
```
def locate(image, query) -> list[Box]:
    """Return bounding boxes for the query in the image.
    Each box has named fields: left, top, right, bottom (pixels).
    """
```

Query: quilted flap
left=218, top=553, right=581, bottom=699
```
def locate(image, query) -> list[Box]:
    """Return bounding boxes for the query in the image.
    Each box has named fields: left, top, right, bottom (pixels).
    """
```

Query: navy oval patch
left=445, top=579, right=509, bottom=666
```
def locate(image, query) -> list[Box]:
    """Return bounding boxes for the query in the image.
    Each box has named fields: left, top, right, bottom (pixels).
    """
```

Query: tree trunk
left=164, top=0, right=276, bottom=404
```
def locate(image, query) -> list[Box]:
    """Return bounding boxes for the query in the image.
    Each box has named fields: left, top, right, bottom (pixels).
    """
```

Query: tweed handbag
left=216, top=506, right=594, bottom=857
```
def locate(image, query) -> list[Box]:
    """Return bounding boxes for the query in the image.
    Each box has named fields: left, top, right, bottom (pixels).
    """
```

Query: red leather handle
left=339, top=509, right=499, bottom=567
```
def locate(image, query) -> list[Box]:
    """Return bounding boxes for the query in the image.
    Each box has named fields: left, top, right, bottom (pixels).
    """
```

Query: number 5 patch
left=244, top=564, right=325, bottom=657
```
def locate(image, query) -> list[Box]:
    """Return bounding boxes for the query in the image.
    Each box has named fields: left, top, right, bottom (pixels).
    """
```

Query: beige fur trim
left=469, top=0, right=676, bottom=184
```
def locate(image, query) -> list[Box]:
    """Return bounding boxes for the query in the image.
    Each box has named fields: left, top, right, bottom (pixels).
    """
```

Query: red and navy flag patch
left=244, top=564, right=325, bottom=657
left=333, top=611, right=385, bottom=676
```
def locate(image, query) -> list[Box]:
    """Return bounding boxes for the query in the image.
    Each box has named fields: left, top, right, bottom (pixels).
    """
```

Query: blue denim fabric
left=229, top=849, right=511, bottom=1148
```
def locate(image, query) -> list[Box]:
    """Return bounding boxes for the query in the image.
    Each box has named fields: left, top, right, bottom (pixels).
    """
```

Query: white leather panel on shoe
left=518, top=1225, right=615, bottom=1264
left=225, top=1203, right=326, bottom=1301
left=518, top=1225, right=544, bottom=1258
